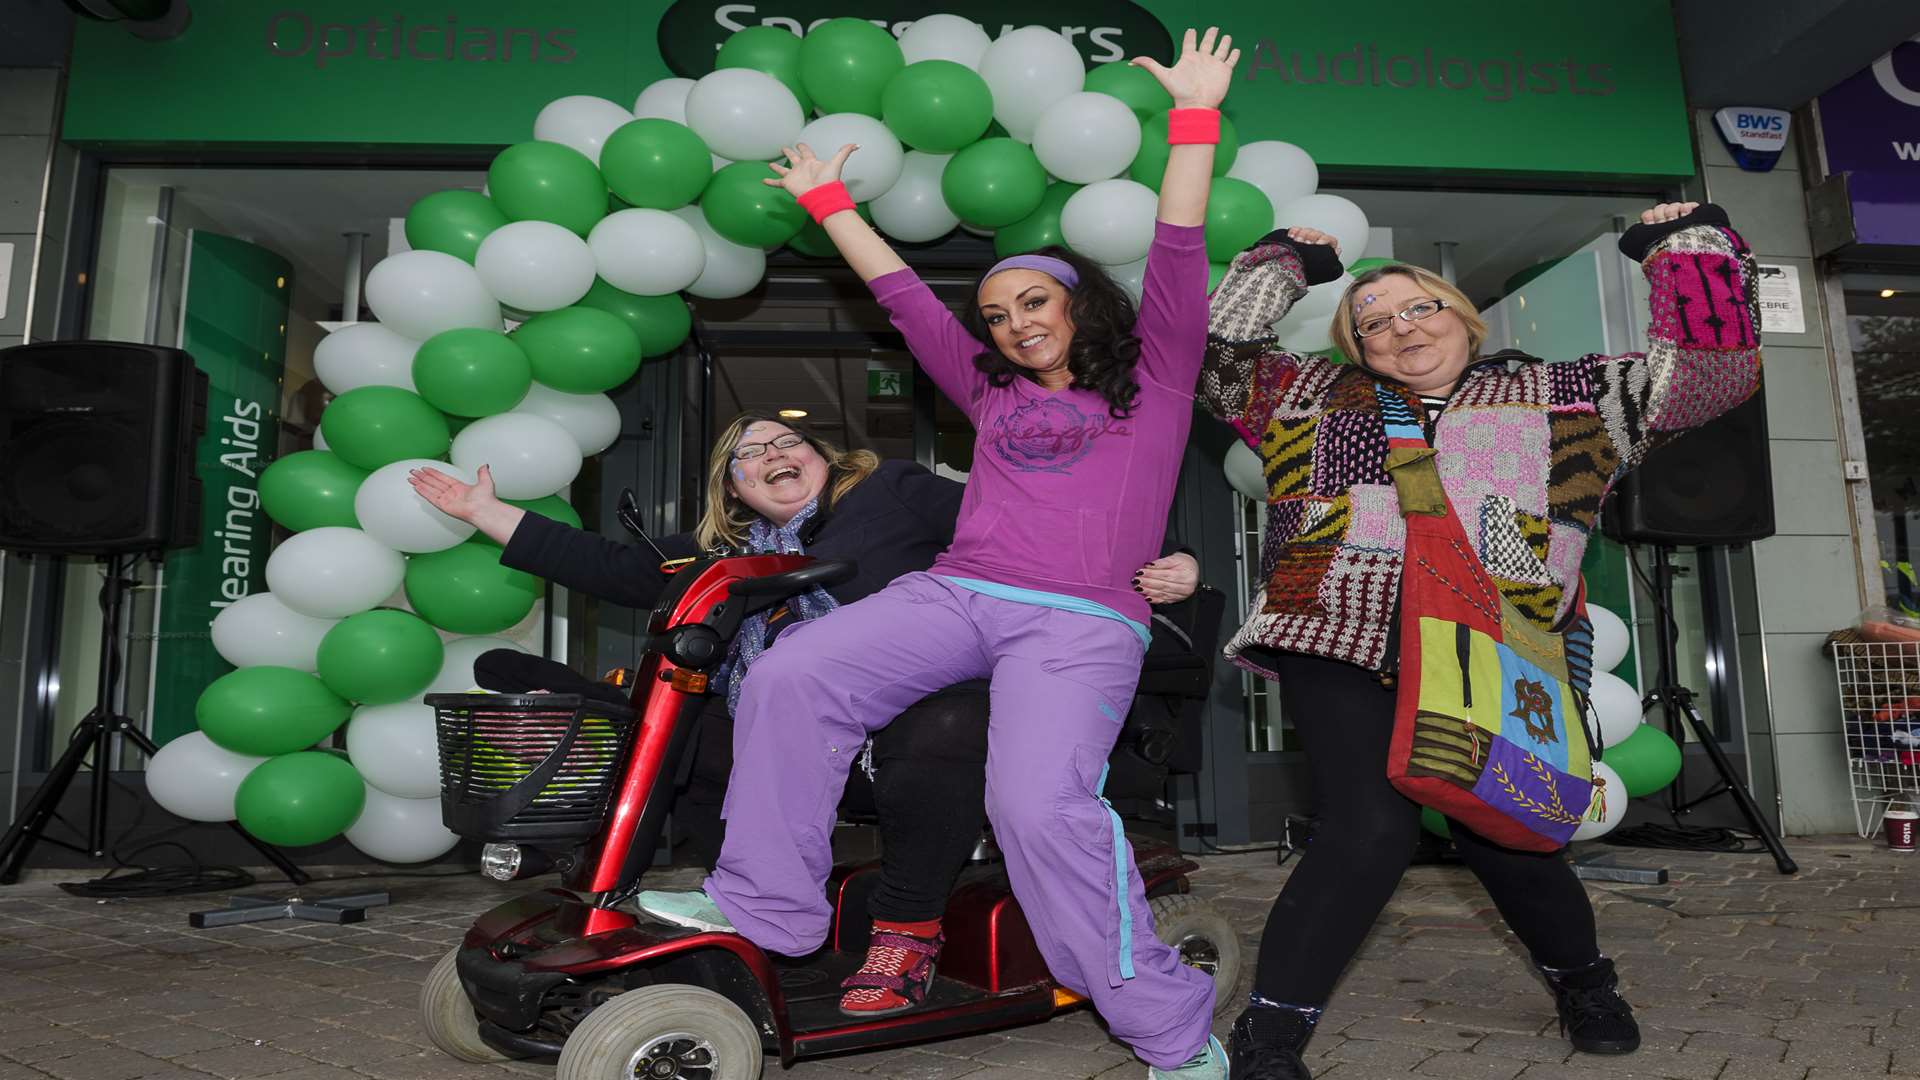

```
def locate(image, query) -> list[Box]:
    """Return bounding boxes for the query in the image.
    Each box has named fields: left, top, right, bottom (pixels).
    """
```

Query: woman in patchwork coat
left=1200, top=203, right=1760, bottom=1080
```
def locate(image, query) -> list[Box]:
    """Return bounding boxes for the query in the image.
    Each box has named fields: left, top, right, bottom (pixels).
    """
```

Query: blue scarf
left=719, top=497, right=841, bottom=716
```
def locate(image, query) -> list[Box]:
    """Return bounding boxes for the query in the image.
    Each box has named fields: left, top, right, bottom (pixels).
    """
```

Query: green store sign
left=64, top=0, right=1691, bottom=178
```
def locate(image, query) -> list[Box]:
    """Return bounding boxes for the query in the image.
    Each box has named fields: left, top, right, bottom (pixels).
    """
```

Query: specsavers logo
left=657, top=2, right=1172, bottom=75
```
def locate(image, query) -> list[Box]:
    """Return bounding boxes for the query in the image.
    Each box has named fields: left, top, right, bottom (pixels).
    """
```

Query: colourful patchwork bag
left=1377, top=386, right=1604, bottom=852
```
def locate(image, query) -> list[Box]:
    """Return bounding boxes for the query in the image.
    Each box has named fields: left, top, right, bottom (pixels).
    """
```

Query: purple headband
left=984, top=254, right=1080, bottom=289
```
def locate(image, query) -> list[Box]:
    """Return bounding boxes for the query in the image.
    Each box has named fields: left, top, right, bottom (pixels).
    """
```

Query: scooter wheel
left=557, top=984, right=764, bottom=1080
left=1151, top=893, right=1245, bottom=1015
left=421, top=947, right=511, bottom=1063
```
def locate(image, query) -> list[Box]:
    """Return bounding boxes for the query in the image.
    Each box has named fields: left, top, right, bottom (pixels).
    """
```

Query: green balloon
left=1205, top=177, right=1274, bottom=263
left=716, top=25, right=812, bottom=115
left=405, top=541, right=542, bottom=635
left=1607, top=724, right=1684, bottom=798
left=600, top=119, right=712, bottom=211
left=197, top=666, right=350, bottom=757
left=413, top=328, right=533, bottom=417
left=1420, top=807, right=1452, bottom=840
left=512, top=306, right=644, bottom=393
left=235, top=752, right=366, bottom=848
left=701, top=161, right=807, bottom=248
left=798, top=17, right=904, bottom=117
left=405, top=190, right=509, bottom=263
left=881, top=61, right=994, bottom=153
left=1206, top=261, right=1230, bottom=294
left=505, top=494, right=584, bottom=532
left=788, top=202, right=872, bottom=258
left=315, top=609, right=446, bottom=705
left=1347, top=256, right=1398, bottom=276
left=487, top=140, right=608, bottom=237
left=258, top=451, right=367, bottom=532
left=1129, top=111, right=1241, bottom=190
left=993, top=183, right=1081, bottom=257
left=577, top=279, right=692, bottom=358
left=320, top=386, right=451, bottom=471
left=1084, top=61, right=1175, bottom=121
left=941, top=139, right=1048, bottom=229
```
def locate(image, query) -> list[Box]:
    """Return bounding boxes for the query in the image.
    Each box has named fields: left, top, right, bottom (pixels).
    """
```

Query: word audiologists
left=266, top=11, right=578, bottom=68
left=1245, top=41, right=1616, bottom=100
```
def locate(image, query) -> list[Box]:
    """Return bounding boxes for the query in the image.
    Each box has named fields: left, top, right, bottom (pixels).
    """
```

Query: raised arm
left=1198, top=230, right=1345, bottom=438
left=1132, top=27, right=1238, bottom=229
left=767, top=143, right=906, bottom=283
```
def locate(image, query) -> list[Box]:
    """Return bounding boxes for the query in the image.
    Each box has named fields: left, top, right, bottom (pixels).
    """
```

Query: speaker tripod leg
left=113, top=722, right=311, bottom=887
left=0, top=713, right=106, bottom=885
left=1674, top=696, right=1798, bottom=875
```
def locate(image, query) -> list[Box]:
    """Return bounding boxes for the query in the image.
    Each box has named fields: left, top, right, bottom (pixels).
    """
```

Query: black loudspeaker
left=0, top=341, right=209, bottom=555
left=1601, top=386, right=1775, bottom=546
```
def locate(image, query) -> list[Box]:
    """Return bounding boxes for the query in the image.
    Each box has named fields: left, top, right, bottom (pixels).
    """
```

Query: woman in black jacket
left=410, top=409, right=1197, bottom=1014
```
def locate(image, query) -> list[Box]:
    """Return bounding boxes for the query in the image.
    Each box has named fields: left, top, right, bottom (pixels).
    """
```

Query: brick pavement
left=0, top=836, right=1913, bottom=1079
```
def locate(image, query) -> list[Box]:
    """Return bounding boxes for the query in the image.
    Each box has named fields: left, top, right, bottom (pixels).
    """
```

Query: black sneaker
left=1541, top=957, right=1641, bottom=1054
left=1228, top=1011, right=1314, bottom=1080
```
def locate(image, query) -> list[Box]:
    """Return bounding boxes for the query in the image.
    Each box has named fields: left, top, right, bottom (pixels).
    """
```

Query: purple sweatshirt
left=865, top=221, right=1208, bottom=626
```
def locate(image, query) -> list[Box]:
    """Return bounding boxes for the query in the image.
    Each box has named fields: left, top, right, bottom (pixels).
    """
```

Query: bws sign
left=1712, top=107, right=1789, bottom=172
left=656, top=1, right=1172, bottom=73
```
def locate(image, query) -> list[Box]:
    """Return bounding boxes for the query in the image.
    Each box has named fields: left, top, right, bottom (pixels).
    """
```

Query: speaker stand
left=0, top=555, right=309, bottom=887
left=1603, top=546, right=1797, bottom=876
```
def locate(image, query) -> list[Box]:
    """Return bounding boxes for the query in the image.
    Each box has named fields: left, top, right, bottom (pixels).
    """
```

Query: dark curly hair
left=960, top=246, right=1142, bottom=418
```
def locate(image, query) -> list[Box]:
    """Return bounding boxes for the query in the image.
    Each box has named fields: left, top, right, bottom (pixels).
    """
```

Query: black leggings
left=1254, top=652, right=1601, bottom=1006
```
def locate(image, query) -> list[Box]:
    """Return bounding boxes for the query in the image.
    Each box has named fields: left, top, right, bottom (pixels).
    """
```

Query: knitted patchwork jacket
left=1199, top=207, right=1762, bottom=677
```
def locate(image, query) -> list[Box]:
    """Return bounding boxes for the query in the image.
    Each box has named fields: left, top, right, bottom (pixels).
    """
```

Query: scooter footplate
left=779, top=951, right=1055, bottom=1057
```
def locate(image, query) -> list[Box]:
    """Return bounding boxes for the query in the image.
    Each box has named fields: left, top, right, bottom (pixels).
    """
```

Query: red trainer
left=838, top=919, right=944, bottom=1016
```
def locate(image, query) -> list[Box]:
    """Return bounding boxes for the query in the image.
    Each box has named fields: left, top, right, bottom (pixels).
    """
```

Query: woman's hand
left=1282, top=226, right=1339, bottom=258
left=408, top=464, right=527, bottom=545
left=765, top=142, right=856, bottom=198
left=1134, top=552, right=1201, bottom=605
left=1640, top=201, right=1700, bottom=225
left=1130, top=27, right=1240, bottom=111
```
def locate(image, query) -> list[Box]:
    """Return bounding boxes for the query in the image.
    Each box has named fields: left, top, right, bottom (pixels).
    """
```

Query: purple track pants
left=703, top=573, right=1215, bottom=1068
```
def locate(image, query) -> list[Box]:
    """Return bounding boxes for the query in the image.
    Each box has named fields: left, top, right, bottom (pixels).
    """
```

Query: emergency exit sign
left=868, top=369, right=906, bottom=400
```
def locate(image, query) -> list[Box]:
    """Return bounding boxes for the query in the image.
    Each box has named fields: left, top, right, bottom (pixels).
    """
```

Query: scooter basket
left=427, top=693, right=639, bottom=841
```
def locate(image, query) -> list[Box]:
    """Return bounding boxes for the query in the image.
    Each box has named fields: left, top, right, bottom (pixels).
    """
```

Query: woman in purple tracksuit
left=636, top=29, right=1249, bottom=1079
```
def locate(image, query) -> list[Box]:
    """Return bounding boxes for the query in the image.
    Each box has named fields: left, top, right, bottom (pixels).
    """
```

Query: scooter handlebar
left=729, top=559, right=857, bottom=600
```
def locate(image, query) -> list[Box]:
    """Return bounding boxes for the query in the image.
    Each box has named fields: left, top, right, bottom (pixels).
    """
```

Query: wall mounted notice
left=0, top=242, right=12, bottom=320
left=1755, top=263, right=1805, bottom=335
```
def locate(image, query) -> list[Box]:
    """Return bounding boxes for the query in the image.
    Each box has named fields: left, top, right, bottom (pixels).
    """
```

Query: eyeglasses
left=732, top=431, right=807, bottom=460
left=1354, top=299, right=1451, bottom=339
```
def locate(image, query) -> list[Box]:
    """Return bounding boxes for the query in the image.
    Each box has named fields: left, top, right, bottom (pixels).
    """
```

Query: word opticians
left=1244, top=42, right=1617, bottom=100
left=265, top=12, right=578, bottom=68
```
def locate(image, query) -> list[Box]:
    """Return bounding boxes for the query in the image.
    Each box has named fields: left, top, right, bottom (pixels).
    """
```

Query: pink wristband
left=797, top=181, right=856, bottom=225
left=1166, top=108, right=1221, bottom=145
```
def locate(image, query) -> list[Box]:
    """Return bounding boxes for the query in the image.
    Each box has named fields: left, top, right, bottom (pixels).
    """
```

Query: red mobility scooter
left=419, top=552, right=1241, bottom=1079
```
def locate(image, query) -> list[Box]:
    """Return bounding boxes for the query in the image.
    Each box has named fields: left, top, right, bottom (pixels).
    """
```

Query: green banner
left=64, top=0, right=1691, bottom=178
left=150, top=232, right=289, bottom=746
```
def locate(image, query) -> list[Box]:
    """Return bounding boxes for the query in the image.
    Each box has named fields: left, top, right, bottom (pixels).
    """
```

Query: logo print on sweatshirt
left=986, top=398, right=1129, bottom=473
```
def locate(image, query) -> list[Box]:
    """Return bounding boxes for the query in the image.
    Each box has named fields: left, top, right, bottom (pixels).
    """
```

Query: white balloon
left=870, top=151, right=958, bottom=243
left=684, top=68, right=804, bottom=162
left=210, top=592, right=339, bottom=672
left=1588, top=605, right=1631, bottom=673
left=1572, top=761, right=1627, bottom=842
left=533, top=95, right=635, bottom=166
left=796, top=114, right=905, bottom=202
left=587, top=209, right=705, bottom=296
left=1588, top=671, right=1645, bottom=750
left=347, top=701, right=442, bottom=799
left=312, top=425, right=329, bottom=451
left=146, top=732, right=268, bottom=822
left=313, top=322, right=419, bottom=395
left=451, top=413, right=583, bottom=499
left=1274, top=194, right=1371, bottom=267
left=1060, top=179, right=1157, bottom=265
left=1271, top=273, right=1353, bottom=354
left=364, top=250, right=501, bottom=342
left=1228, top=141, right=1320, bottom=221
left=346, top=784, right=460, bottom=863
left=512, top=383, right=622, bottom=456
left=898, top=14, right=992, bottom=68
left=1032, top=93, right=1141, bottom=183
left=354, top=459, right=479, bottom=554
left=978, top=26, right=1086, bottom=142
left=1224, top=441, right=1265, bottom=501
left=633, top=77, right=696, bottom=123
left=473, top=220, right=596, bottom=313
left=669, top=206, right=766, bottom=300
left=264, top=527, right=406, bottom=619
left=429, top=635, right=528, bottom=695
left=1104, top=256, right=1146, bottom=303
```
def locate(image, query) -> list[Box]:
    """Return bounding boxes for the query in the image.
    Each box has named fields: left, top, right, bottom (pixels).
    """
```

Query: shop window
left=1852, top=285, right=1920, bottom=610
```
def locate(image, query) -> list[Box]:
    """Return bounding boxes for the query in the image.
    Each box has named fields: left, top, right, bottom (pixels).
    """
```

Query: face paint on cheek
left=731, top=462, right=751, bottom=487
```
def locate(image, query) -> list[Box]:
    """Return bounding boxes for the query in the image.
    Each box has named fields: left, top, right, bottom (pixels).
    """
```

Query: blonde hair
left=1329, top=265, right=1490, bottom=362
left=694, top=412, right=880, bottom=551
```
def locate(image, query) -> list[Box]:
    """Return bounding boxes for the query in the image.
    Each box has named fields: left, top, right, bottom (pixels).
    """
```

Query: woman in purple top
left=637, top=28, right=1241, bottom=1079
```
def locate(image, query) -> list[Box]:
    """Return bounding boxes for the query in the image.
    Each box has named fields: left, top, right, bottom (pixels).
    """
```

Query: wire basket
left=1830, top=642, right=1920, bottom=838
left=427, top=693, right=640, bottom=842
